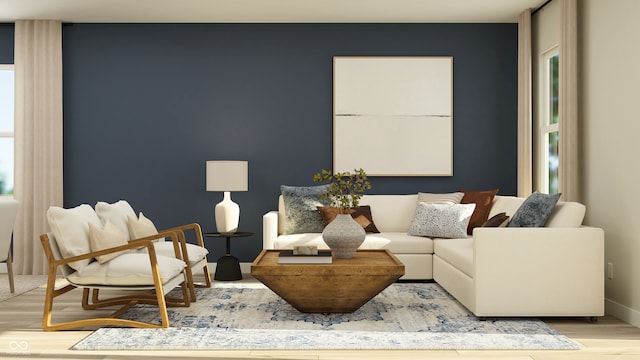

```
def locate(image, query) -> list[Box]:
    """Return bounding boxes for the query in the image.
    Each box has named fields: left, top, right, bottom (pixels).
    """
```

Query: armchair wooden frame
left=40, top=230, right=191, bottom=331
left=162, top=223, right=211, bottom=302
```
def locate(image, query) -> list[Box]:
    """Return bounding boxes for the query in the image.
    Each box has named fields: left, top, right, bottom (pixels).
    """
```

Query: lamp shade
left=206, top=161, right=248, bottom=192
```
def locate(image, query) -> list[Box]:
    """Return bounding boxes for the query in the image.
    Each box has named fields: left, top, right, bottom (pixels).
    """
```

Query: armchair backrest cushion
left=44, top=232, right=76, bottom=278
left=127, top=212, right=164, bottom=242
left=95, top=200, right=136, bottom=241
left=88, top=220, right=129, bottom=264
left=47, top=204, right=102, bottom=270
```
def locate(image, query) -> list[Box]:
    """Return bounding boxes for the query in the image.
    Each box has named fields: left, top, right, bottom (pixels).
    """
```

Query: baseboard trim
left=605, top=297, right=640, bottom=327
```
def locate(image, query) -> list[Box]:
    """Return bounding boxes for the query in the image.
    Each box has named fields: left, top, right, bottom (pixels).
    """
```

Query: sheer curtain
left=517, top=9, right=533, bottom=197
left=559, top=0, right=580, bottom=201
left=13, top=20, right=63, bottom=275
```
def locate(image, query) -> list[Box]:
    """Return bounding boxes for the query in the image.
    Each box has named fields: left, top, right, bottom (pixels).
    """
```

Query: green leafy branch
left=312, top=168, right=371, bottom=212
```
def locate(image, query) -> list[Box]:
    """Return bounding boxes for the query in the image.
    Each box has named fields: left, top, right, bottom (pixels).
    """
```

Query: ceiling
left=0, top=0, right=546, bottom=23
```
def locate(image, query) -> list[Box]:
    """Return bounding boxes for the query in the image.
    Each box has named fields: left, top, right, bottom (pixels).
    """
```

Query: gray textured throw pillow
left=508, top=191, right=562, bottom=227
left=408, top=202, right=476, bottom=239
left=281, top=185, right=329, bottom=234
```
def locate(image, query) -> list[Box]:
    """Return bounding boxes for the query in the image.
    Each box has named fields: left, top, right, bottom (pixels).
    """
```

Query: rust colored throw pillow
left=459, top=188, right=499, bottom=235
left=317, top=206, right=380, bottom=233
left=482, top=212, right=510, bottom=228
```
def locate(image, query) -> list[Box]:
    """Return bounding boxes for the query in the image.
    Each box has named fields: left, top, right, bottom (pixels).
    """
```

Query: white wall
left=580, top=0, right=640, bottom=326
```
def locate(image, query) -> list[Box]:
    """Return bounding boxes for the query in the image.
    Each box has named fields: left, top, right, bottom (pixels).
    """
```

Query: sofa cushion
left=433, top=238, right=474, bottom=277
left=408, top=202, right=475, bottom=239
left=273, top=232, right=433, bottom=254
left=317, top=205, right=380, bottom=233
left=67, top=252, right=186, bottom=286
left=362, top=232, right=434, bottom=253
left=281, top=185, right=329, bottom=234
left=482, top=212, right=510, bottom=228
left=359, top=194, right=418, bottom=232
left=508, top=191, right=562, bottom=227
left=460, top=188, right=499, bottom=235
left=545, top=201, right=586, bottom=227
left=418, top=192, right=464, bottom=204
left=47, top=204, right=103, bottom=271
left=488, top=196, right=524, bottom=218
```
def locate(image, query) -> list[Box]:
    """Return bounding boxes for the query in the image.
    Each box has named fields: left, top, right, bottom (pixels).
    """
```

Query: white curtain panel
left=559, top=0, right=580, bottom=202
left=517, top=9, right=533, bottom=198
left=14, top=20, right=63, bottom=275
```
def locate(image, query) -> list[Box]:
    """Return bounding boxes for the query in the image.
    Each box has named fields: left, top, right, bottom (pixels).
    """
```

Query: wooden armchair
left=40, top=205, right=192, bottom=331
left=159, top=222, right=212, bottom=300
left=95, top=200, right=211, bottom=302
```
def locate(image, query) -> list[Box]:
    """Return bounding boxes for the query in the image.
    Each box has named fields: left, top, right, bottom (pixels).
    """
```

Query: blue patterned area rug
left=73, top=282, right=579, bottom=350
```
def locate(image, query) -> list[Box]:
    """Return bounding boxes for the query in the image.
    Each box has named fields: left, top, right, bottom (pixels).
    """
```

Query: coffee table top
left=251, top=249, right=404, bottom=276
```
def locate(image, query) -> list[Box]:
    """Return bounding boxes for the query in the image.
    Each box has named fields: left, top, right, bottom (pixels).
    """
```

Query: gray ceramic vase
left=321, top=213, right=366, bottom=259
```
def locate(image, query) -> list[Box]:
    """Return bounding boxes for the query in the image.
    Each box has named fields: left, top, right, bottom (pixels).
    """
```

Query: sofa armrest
left=263, top=211, right=279, bottom=249
left=472, top=226, right=604, bottom=316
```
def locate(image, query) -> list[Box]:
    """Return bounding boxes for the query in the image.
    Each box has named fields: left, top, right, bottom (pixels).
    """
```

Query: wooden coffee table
left=250, top=249, right=404, bottom=313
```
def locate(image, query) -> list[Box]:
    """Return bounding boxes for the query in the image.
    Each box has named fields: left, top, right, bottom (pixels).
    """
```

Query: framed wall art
left=333, top=56, right=453, bottom=176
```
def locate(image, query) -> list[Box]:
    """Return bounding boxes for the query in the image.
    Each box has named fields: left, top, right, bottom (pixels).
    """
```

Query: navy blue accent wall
left=62, top=23, right=517, bottom=262
left=0, top=24, right=14, bottom=63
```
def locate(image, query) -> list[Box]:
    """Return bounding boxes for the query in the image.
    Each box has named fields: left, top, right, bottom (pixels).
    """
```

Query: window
left=540, top=50, right=559, bottom=194
left=0, top=65, right=14, bottom=196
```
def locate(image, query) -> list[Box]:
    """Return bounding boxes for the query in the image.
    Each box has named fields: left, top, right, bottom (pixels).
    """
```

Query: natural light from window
left=540, top=50, right=559, bottom=194
left=0, top=65, right=14, bottom=196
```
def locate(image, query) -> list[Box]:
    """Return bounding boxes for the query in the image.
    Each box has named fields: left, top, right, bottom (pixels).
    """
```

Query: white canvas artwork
left=333, top=56, right=453, bottom=176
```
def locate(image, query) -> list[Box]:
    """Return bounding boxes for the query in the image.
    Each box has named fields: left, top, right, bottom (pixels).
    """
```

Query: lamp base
left=215, top=191, right=239, bottom=234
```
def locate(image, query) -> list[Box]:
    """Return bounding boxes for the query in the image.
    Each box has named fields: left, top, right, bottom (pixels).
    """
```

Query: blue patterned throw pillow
left=508, top=191, right=562, bottom=227
left=408, top=202, right=476, bottom=239
left=281, top=185, right=329, bottom=234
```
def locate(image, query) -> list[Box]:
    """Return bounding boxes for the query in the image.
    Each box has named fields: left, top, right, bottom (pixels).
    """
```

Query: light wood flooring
left=1, top=275, right=640, bottom=360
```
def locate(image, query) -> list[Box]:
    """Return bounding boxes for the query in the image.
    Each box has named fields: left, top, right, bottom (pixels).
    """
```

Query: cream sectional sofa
left=262, top=193, right=605, bottom=318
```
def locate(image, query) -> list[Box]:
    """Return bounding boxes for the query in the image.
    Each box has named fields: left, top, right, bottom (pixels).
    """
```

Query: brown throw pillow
left=459, top=188, right=499, bottom=235
left=317, top=205, right=380, bottom=233
left=482, top=212, right=510, bottom=228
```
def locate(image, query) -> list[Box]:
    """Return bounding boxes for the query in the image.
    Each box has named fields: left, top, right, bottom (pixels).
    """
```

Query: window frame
left=538, top=47, right=560, bottom=194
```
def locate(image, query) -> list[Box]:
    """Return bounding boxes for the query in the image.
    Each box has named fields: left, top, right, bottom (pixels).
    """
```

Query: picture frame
left=333, top=56, right=453, bottom=176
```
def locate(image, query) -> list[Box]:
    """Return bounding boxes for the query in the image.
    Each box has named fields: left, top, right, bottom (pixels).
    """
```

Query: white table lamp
left=206, top=160, right=248, bottom=234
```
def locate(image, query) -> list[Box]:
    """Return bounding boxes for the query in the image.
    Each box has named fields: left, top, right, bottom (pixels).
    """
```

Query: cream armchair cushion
left=95, top=200, right=208, bottom=266
left=88, top=220, right=129, bottom=264
left=67, top=252, right=186, bottom=286
left=127, top=212, right=164, bottom=243
left=95, top=200, right=136, bottom=241
left=47, top=204, right=103, bottom=270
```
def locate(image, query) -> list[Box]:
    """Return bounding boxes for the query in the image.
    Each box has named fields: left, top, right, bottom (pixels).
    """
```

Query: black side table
left=203, top=231, right=253, bottom=281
